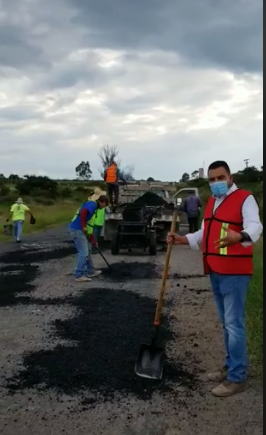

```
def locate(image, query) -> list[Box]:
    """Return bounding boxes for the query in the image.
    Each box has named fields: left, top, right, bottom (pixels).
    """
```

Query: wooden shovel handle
left=154, top=210, right=178, bottom=326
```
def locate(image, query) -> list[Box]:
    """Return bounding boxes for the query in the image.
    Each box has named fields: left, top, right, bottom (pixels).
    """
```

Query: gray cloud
left=70, top=0, right=263, bottom=73
left=0, top=0, right=263, bottom=180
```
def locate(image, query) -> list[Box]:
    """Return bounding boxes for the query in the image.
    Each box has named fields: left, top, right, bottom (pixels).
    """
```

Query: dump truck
left=103, top=182, right=200, bottom=245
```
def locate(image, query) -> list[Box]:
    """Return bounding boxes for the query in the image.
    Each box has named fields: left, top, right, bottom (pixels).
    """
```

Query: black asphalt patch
left=173, top=273, right=205, bottom=279
left=7, top=288, right=197, bottom=404
left=0, top=245, right=75, bottom=264
left=0, top=264, right=39, bottom=307
left=101, top=261, right=159, bottom=281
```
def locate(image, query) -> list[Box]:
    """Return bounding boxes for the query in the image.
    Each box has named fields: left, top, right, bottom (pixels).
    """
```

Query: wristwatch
left=240, top=232, right=252, bottom=243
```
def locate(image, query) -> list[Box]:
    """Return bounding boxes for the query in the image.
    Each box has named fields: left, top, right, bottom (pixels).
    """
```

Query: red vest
left=203, top=189, right=253, bottom=275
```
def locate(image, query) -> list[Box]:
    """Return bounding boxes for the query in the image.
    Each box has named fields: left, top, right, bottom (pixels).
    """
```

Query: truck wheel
left=149, top=232, right=157, bottom=256
left=111, top=233, right=120, bottom=255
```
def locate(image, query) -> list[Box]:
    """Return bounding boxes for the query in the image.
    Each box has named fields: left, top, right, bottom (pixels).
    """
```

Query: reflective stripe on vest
left=219, top=223, right=229, bottom=256
left=106, top=165, right=117, bottom=183
left=86, top=213, right=96, bottom=235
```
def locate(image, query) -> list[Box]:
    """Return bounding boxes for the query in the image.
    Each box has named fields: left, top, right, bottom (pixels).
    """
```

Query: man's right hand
left=82, top=227, right=88, bottom=235
left=166, top=233, right=187, bottom=245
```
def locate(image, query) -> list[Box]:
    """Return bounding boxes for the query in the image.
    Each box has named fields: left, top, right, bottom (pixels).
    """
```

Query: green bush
left=0, top=185, right=10, bottom=196
left=33, top=198, right=55, bottom=206
left=60, top=187, right=72, bottom=198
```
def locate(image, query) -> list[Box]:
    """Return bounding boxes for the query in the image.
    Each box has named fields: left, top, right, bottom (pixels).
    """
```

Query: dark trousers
left=188, top=216, right=199, bottom=233
left=107, top=183, right=119, bottom=206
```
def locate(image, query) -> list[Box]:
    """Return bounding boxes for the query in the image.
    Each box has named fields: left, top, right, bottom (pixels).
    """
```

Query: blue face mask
left=210, top=181, right=229, bottom=198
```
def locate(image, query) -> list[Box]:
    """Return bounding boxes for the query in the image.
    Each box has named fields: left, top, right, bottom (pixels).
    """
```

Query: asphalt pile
left=133, top=192, right=168, bottom=207
left=101, top=261, right=159, bottom=281
left=7, top=288, right=197, bottom=403
left=0, top=244, right=76, bottom=264
left=0, top=264, right=39, bottom=307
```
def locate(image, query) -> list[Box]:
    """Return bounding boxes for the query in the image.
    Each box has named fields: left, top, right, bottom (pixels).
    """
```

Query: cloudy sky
left=0, top=0, right=263, bottom=180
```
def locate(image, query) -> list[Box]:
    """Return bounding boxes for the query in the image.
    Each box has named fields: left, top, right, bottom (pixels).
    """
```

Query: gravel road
left=0, top=227, right=263, bottom=435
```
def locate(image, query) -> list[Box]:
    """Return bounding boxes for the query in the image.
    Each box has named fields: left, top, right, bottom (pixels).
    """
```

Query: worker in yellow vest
left=6, top=198, right=34, bottom=243
left=70, top=193, right=109, bottom=282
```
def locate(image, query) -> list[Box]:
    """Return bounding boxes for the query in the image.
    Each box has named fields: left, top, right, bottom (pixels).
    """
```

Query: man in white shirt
left=167, top=161, right=263, bottom=398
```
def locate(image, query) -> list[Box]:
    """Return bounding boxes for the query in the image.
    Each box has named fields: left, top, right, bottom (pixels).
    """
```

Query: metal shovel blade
left=134, top=343, right=165, bottom=380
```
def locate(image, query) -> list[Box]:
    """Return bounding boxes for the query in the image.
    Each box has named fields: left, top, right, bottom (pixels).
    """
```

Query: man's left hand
left=215, top=229, right=242, bottom=249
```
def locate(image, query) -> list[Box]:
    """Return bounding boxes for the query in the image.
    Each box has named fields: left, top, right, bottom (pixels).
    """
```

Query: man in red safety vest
left=167, top=161, right=263, bottom=398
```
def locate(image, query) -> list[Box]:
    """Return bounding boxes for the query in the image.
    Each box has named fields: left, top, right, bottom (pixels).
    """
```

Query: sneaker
left=212, top=380, right=247, bottom=397
left=75, top=276, right=92, bottom=283
left=86, top=270, right=102, bottom=278
left=208, top=366, right=228, bottom=383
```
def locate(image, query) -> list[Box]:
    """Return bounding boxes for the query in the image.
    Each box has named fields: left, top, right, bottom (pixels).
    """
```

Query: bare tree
left=98, top=145, right=121, bottom=175
left=120, top=165, right=135, bottom=182
left=98, top=145, right=135, bottom=181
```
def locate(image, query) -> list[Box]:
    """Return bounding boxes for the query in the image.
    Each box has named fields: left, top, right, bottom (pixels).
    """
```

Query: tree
left=98, top=144, right=135, bottom=181
left=0, top=174, right=5, bottom=185
left=16, top=176, right=58, bottom=198
left=99, top=145, right=120, bottom=172
left=120, top=165, right=135, bottom=182
left=191, top=170, right=199, bottom=179
left=181, top=173, right=190, bottom=183
left=76, top=161, right=92, bottom=180
left=147, top=177, right=155, bottom=182
left=234, top=166, right=261, bottom=183
left=9, top=174, right=20, bottom=184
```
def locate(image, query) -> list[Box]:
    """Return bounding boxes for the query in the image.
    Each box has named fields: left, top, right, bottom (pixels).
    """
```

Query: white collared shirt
left=186, top=184, right=263, bottom=250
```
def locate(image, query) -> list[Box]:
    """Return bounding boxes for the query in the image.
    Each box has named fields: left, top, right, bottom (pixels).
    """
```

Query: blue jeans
left=93, top=225, right=102, bottom=243
left=210, top=273, right=251, bottom=383
left=70, top=229, right=94, bottom=278
left=13, top=220, right=24, bottom=241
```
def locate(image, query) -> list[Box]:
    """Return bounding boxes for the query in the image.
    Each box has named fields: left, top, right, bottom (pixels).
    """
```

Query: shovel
left=135, top=210, right=178, bottom=380
left=93, top=244, right=112, bottom=270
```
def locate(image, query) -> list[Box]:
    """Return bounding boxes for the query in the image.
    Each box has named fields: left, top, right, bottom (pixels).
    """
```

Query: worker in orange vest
left=104, top=161, right=126, bottom=207
left=167, top=160, right=263, bottom=398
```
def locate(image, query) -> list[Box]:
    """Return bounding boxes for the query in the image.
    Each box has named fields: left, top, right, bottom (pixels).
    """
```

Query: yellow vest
left=95, top=208, right=106, bottom=226
left=71, top=201, right=97, bottom=235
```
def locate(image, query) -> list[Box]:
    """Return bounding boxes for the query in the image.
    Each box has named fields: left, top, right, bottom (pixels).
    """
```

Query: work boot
left=212, top=380, right=247, bottom=397
left=75, top=276, right=92, bottom=283
left=207, top=366, right=228, bottom=382
left=87, top=270, right=102, bottom=278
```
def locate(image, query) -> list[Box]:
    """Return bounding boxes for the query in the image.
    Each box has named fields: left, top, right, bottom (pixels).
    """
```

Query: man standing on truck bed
left=104, top=161, right=126, bottom=208
left=167, top=160, right=263, bottom=398
left=183, top=190, right=202, bottom=233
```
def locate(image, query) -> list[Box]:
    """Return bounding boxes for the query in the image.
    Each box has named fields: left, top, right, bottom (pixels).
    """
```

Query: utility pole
left=244, top=159, right=250, bottom=169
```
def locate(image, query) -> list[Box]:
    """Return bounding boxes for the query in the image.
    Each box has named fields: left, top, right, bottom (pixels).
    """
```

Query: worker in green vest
left=89, top=188, right=107, bottom=254
left=92, top=208, right=106, bottom=253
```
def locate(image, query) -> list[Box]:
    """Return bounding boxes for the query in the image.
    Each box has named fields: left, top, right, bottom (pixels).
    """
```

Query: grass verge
left=0, top=202, right=79, bottom=242
left=246, top=238, right=263, bottom=377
